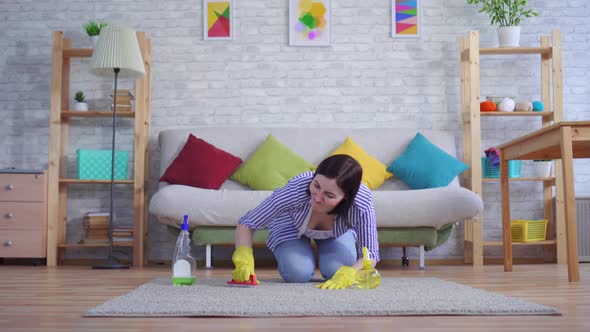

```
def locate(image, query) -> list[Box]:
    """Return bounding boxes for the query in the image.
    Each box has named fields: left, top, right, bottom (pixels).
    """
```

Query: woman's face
left=309, top=174, right=345, bottom=213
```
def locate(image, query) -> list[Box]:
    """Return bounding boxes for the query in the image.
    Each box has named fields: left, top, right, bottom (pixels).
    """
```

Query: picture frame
left=203, top=0, right=233, bottom=40
left=392, top=0, right=421, bottom=38
left=289, top=0, right=331, bottom=47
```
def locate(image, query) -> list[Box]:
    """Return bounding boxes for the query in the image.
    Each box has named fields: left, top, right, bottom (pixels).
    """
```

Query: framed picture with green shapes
left=392, top=0, right=421, bottom=38
left=289, top=0, right=331, bottom=46
left=204, top=0, right=233, bottom=40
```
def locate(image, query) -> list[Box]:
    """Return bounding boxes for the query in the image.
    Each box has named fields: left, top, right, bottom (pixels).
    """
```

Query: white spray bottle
left=172, top=214, right=196, bottom=286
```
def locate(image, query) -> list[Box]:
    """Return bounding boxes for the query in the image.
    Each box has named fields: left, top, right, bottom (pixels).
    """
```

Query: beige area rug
left=85, top=277, right=560, bottom=317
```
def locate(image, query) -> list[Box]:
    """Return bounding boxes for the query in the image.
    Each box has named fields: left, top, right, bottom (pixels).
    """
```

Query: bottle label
left=173, top=259, right=192, bottom=278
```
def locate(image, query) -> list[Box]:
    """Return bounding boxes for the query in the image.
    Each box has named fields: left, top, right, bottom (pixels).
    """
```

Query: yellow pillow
left=329, top=136, right=393, bottom=190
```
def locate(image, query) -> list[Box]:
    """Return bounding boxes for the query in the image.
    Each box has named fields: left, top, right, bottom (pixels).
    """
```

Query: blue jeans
left=272, top=230, right=357, bottom=283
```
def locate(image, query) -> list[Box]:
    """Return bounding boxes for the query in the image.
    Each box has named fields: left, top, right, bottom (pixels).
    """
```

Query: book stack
left=82, top=212, right=109, bottom=244
left=111, top=89, right=134, bottom=112
left=112, top=227, right=134, bottom=243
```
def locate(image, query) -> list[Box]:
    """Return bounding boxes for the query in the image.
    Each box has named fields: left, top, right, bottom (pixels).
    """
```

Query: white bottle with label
left=172, top=214, right=196, bottom=286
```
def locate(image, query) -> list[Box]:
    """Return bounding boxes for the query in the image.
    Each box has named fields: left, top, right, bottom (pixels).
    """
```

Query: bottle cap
left=362, top=246, right=371, bottom=269
left=181, top=214, right=189, bottom=231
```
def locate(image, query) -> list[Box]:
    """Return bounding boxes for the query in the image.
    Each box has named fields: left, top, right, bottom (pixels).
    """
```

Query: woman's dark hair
left=311, top=154, right=363, bottom=217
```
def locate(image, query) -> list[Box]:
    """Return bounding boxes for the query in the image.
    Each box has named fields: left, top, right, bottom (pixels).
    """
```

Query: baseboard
left=147, top=256, right=552, bottom=269
left=57, top=258, right=133, bottom=266
left=0, top=258, right=47, bottom=266
left=378, top=257, right=550, bottom=268
left=4, top=256, right=551, bottom=267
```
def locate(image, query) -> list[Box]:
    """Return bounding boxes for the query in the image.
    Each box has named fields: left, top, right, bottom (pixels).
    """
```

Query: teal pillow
left=387, top=133, right=468, bottom=189
left=230, top=134, right=315, bottom=190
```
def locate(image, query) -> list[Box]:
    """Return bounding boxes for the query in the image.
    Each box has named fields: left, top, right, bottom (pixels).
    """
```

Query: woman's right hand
left=231, top=246, right=258, bottom=283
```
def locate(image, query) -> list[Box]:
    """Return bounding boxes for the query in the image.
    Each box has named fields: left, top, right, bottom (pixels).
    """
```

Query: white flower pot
left=90, top=35, right=99, bottom=48
left=74, top=102, right=88, bottom=111
left=532, top=161, right=552, bottom=178
left=498, top=26, right=521, bottom=47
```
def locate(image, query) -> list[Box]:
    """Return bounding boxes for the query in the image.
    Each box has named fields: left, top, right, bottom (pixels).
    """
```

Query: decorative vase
left=532, top=161, right=552, bottom=178
left=74, top=102, right=88, bottom=111
left=90, top=35, right=99, bottom=48
left=498, top=26, right=521, bottom=47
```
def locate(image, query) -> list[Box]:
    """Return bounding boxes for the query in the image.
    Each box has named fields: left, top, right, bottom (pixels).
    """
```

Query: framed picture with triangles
left=204, top=0, right=233, bottom=40
left=392, top=0, right=421, bottom=38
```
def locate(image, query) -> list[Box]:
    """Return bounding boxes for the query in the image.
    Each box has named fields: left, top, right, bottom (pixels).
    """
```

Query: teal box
left=481, top=157, right=521, bottom=178
left=76, top=149, right=129, bottom=180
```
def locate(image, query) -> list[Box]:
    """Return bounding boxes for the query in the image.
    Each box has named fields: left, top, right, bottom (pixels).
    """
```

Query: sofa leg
left=204, top=244, right=212, bottom=270
left=401, top=247, right=409, bottom=267
left=419, top=245, right=425, bottom=270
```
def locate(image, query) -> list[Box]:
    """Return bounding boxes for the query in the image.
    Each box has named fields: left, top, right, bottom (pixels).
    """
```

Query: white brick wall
left=0, top=0, right=588, bottom=263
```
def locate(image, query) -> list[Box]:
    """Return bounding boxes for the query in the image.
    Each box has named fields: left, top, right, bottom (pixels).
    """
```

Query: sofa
left=149, top=127, right=483, bottom=269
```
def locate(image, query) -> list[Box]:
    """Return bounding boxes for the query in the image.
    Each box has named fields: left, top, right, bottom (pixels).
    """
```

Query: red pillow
left=159, top=134, right=242, bottom=189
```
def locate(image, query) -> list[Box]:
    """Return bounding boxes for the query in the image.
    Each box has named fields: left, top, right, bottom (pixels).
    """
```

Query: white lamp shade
left=91, top=25, right=145, bottom=78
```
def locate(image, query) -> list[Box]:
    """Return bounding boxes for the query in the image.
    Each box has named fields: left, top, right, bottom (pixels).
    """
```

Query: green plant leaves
left=83, top=21, right=108, bottom=36
left=74, top=90, right=86, bottom=103
left=466, top=0, right=539, bottom=27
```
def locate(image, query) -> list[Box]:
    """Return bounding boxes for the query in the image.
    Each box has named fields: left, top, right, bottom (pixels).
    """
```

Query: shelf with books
left=47, top=30, right=151, bottom=267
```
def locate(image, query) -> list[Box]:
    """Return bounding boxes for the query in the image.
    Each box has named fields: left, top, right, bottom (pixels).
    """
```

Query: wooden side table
left=0, top=169, right=48, bottom=260
left=498, top=121, right=590, bottom=282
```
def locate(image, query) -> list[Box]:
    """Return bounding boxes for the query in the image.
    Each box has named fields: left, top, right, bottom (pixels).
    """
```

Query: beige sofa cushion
left=150, top=183, right=482, bottom=229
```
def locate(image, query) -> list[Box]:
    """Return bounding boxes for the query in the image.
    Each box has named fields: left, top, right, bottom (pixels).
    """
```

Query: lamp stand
left=93, top=67, right=129, bottom=270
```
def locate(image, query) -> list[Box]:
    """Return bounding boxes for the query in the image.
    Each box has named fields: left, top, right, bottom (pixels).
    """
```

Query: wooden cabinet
left=460, top=30, right=565, bottom=266
left=0, top=170, right=47, bottom=258
left=47, top=31, right=151, bottom=267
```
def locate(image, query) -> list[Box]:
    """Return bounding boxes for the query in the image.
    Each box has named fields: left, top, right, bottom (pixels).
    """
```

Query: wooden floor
left=0, top=263, right=589, bottom=332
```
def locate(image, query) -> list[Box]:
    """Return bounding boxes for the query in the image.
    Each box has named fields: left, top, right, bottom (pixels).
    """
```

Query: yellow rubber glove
left=315, top=265, right=358, bottom=290
left=231, top=246, right=259, bottom=284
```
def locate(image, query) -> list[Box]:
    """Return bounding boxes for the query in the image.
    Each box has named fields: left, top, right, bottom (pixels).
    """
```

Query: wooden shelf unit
left=479, top=111, right=553, bottom=117
left=58, top=242, right=134, bottom=248
left=460, top=30, right=565, bottom=267
left=479, top=46, right=552, bottom=55
left=483, top=240, right=557, bottom=247
left=47, top=31, right=151, bottom=267
left=58, top=179, right=135, bottom=185
left=61, top=111, right=136, bottom=118
left=482, top=177, right=555, bottom=184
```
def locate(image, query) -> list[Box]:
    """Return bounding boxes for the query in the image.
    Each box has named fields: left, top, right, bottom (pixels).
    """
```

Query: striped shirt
left=238, top=172, right=380, bottom=261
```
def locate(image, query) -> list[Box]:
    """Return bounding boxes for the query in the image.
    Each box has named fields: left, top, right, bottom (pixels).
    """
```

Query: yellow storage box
left=511, top=219, right=548, bottom=242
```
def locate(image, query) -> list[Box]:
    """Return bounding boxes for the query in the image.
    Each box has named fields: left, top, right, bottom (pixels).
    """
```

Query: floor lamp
left=90, top=25, right=145, bottom=269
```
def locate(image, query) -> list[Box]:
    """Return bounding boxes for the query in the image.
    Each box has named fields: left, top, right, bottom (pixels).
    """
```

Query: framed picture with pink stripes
left=204, top=0, right=233, bottom=40
left=392, top=0, right=421, bottom=38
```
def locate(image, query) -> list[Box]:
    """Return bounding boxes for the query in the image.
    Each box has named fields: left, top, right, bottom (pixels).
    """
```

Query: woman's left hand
left=315, top=266, right=358, bottom=290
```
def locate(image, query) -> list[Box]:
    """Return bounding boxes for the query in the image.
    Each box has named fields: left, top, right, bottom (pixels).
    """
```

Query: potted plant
left=83, top=21, right=108, bottom=47
left=532, top=160, right=552, bottom=178
left=466, top=0, right=539, bottom=47
left=74, top=90, right=88, bottom=111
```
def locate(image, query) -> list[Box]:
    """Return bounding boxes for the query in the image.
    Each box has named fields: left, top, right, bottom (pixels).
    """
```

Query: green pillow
left=230, top=134, right=315, bottom=190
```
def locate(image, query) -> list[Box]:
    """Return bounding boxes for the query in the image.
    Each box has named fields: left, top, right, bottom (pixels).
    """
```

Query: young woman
left=232, top=154, right=379, bottom=290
